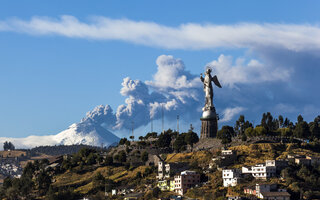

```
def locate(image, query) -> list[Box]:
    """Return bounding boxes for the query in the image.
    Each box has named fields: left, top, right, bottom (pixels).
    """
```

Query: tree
left=3, top=177, right=12, bottom=190
left=217, top=126, right=233, bottom=144
left=293, top=115, right=310, bottom=139
left=254, top=126, right=267, bottom=136
left=156, top=131, right=172, bottom=148
left=278, top=115, right=284, bottom=128
left=3, top=141, right=15, bottom=151
left=93, top=172, right=105, bottom=191
left=118, top=150, right=127, bottom=163
left=280, top=128, right=293, bottom=137
left=260, top=112, right=278, bottom=132
left=19, top=176, right=33, bottom=197
left=294, top=121, right=310, bottom=138
left=284, top=117, right=290, bottom=127
left=145, top=132, right=157, bottom=139
left=185, top=125, right=199, bottom=147
left=244, top=127, right=255, bottom=137
left=86, top=153, right=97, bottom=165
left=6, top=187, right=19, bottom=200
left=119, top=138, right=128, bottom=145
left=235, top=115, right=252, bottom=135
left=173, top=134, right=187, bottom=152
left=141, top=151, right=149, bottom=162
left=37, top=170, right=52, bottom=195
left=310, top=117, right=320, bottom=139
left=104, top=156, right=113, bottom=166
left=298, top=115, right=304, bottom=124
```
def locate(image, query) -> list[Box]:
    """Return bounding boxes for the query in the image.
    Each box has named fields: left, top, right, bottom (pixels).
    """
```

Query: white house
left=222, top=169, right=241, bottom=187
left=242, top=160, right=276, bottom=179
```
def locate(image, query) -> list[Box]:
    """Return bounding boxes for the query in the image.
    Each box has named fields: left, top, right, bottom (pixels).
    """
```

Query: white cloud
left=207, top=55, right=292, bottom=87
left=114, top=55, right=202, bottom=129
left=147, top=55, right=200, bottom=89
left=220, top=107, right=246, bottom=123
left=1, top=16, right=320, bottom=51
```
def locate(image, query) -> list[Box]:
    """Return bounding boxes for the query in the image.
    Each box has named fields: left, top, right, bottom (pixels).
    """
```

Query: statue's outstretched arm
left=200, top=73, right=204, bottom=82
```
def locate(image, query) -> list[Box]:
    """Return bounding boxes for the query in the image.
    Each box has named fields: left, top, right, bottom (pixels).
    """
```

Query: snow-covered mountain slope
left=0, top=121, right=119, bottom=149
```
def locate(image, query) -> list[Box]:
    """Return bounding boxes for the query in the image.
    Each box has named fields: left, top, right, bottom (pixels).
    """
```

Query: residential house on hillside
left=244, top=183, right=290, bottom=200
left=259, top=191, right=291, bottom=200
left=289, top=154, right=320, bottom=166
left=157, top=161, right=189, bottom=180
left=242, top=160, right=277, bottom=180
left=209, top=148, right=237, bottom=170
left=222, top=169, right=241, bottom=187
left=174, top=170, right=200, bottom=195
left=157, top=179, right=175, bottom=191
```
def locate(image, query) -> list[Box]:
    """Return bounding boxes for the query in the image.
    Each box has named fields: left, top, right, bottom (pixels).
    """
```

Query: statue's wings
left=213, top=75, right=222, bottom=88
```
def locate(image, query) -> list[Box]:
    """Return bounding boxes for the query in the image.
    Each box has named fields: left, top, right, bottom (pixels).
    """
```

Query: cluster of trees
left=173, top=125, right=199, bottom=152
left=154, top=125, right=199, bottom=152
left=218, top=113, right=320, bottom=144
left=281, top=163, right=320, bottom=199
left=61, top=148, right=111, bottom=172
left=118, top=124, right=199, bottom=153
left=3, top=141, right=15, bottom=151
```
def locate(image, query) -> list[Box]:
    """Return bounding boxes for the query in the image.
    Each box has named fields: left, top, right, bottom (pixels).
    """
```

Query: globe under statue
left=200, top=68, right=222, bottom=139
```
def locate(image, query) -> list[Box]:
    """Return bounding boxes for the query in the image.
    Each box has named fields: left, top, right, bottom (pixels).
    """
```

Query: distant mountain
left=0, top=121, right=119, bottom=149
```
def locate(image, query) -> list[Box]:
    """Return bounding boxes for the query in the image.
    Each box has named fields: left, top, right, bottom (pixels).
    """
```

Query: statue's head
left=205, top=68, right=212, bottom=74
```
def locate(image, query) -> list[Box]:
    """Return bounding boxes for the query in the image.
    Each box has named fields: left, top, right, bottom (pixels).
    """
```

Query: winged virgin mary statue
left=200, top=68, right=222, bottom=111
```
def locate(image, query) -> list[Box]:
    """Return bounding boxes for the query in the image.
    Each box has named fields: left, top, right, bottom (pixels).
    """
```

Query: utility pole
left=131, top=121, right=134, bottom=141
left=151, top=118, right=153, bottom=133
left=177, top=115, right=180, bottom=134
left=162, top=105, right=164, bottom=133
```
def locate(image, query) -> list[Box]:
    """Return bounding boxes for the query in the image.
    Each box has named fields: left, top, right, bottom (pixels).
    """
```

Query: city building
left=209, top=149, right=237, bottom=169
left=174, top=170, right=200, bottom=195
left=242, top=160, right=276, bottom=179
left=157, top=161, right=189, bottom=180
left=244, top=183, right=290, bottom=200
left=222, top=169, right=241, bottom=187
left=288, top=154, right=320, bottom=166
left=157, top=180, right=175, bottom=191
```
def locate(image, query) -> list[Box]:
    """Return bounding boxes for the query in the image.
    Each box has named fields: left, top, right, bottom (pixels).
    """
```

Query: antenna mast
left=131, top=121, right=134, bottom=141
left=177, top=115, right=180, bottom=134
left=151, top=118, right=153, bottom=132
left=162, top=105, right=164, bottom=133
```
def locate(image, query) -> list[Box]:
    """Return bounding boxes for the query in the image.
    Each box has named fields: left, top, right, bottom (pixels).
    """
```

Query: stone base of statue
left=200, top=108, right=218, bottom=139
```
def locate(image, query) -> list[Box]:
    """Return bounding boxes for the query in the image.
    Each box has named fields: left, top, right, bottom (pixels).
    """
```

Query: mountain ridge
left=0, top=121, right=119, bottom=149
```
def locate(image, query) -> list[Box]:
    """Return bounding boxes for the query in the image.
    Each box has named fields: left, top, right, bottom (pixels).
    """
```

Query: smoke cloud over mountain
left=85, top=54, right=273, bottom=132
left=90, top=55, right=206, bottom=131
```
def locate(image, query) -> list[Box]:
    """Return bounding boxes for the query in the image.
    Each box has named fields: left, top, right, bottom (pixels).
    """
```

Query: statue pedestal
left=200, top=110, right=218, bottom=139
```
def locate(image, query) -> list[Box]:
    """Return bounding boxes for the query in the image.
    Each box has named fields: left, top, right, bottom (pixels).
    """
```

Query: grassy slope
left=53, top=165, right=150, bottom=194
left=0, top=150, right=26, bottom=157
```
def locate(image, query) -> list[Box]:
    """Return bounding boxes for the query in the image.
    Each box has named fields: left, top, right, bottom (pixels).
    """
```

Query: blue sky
left=0, top=1, right=320, bottom=138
